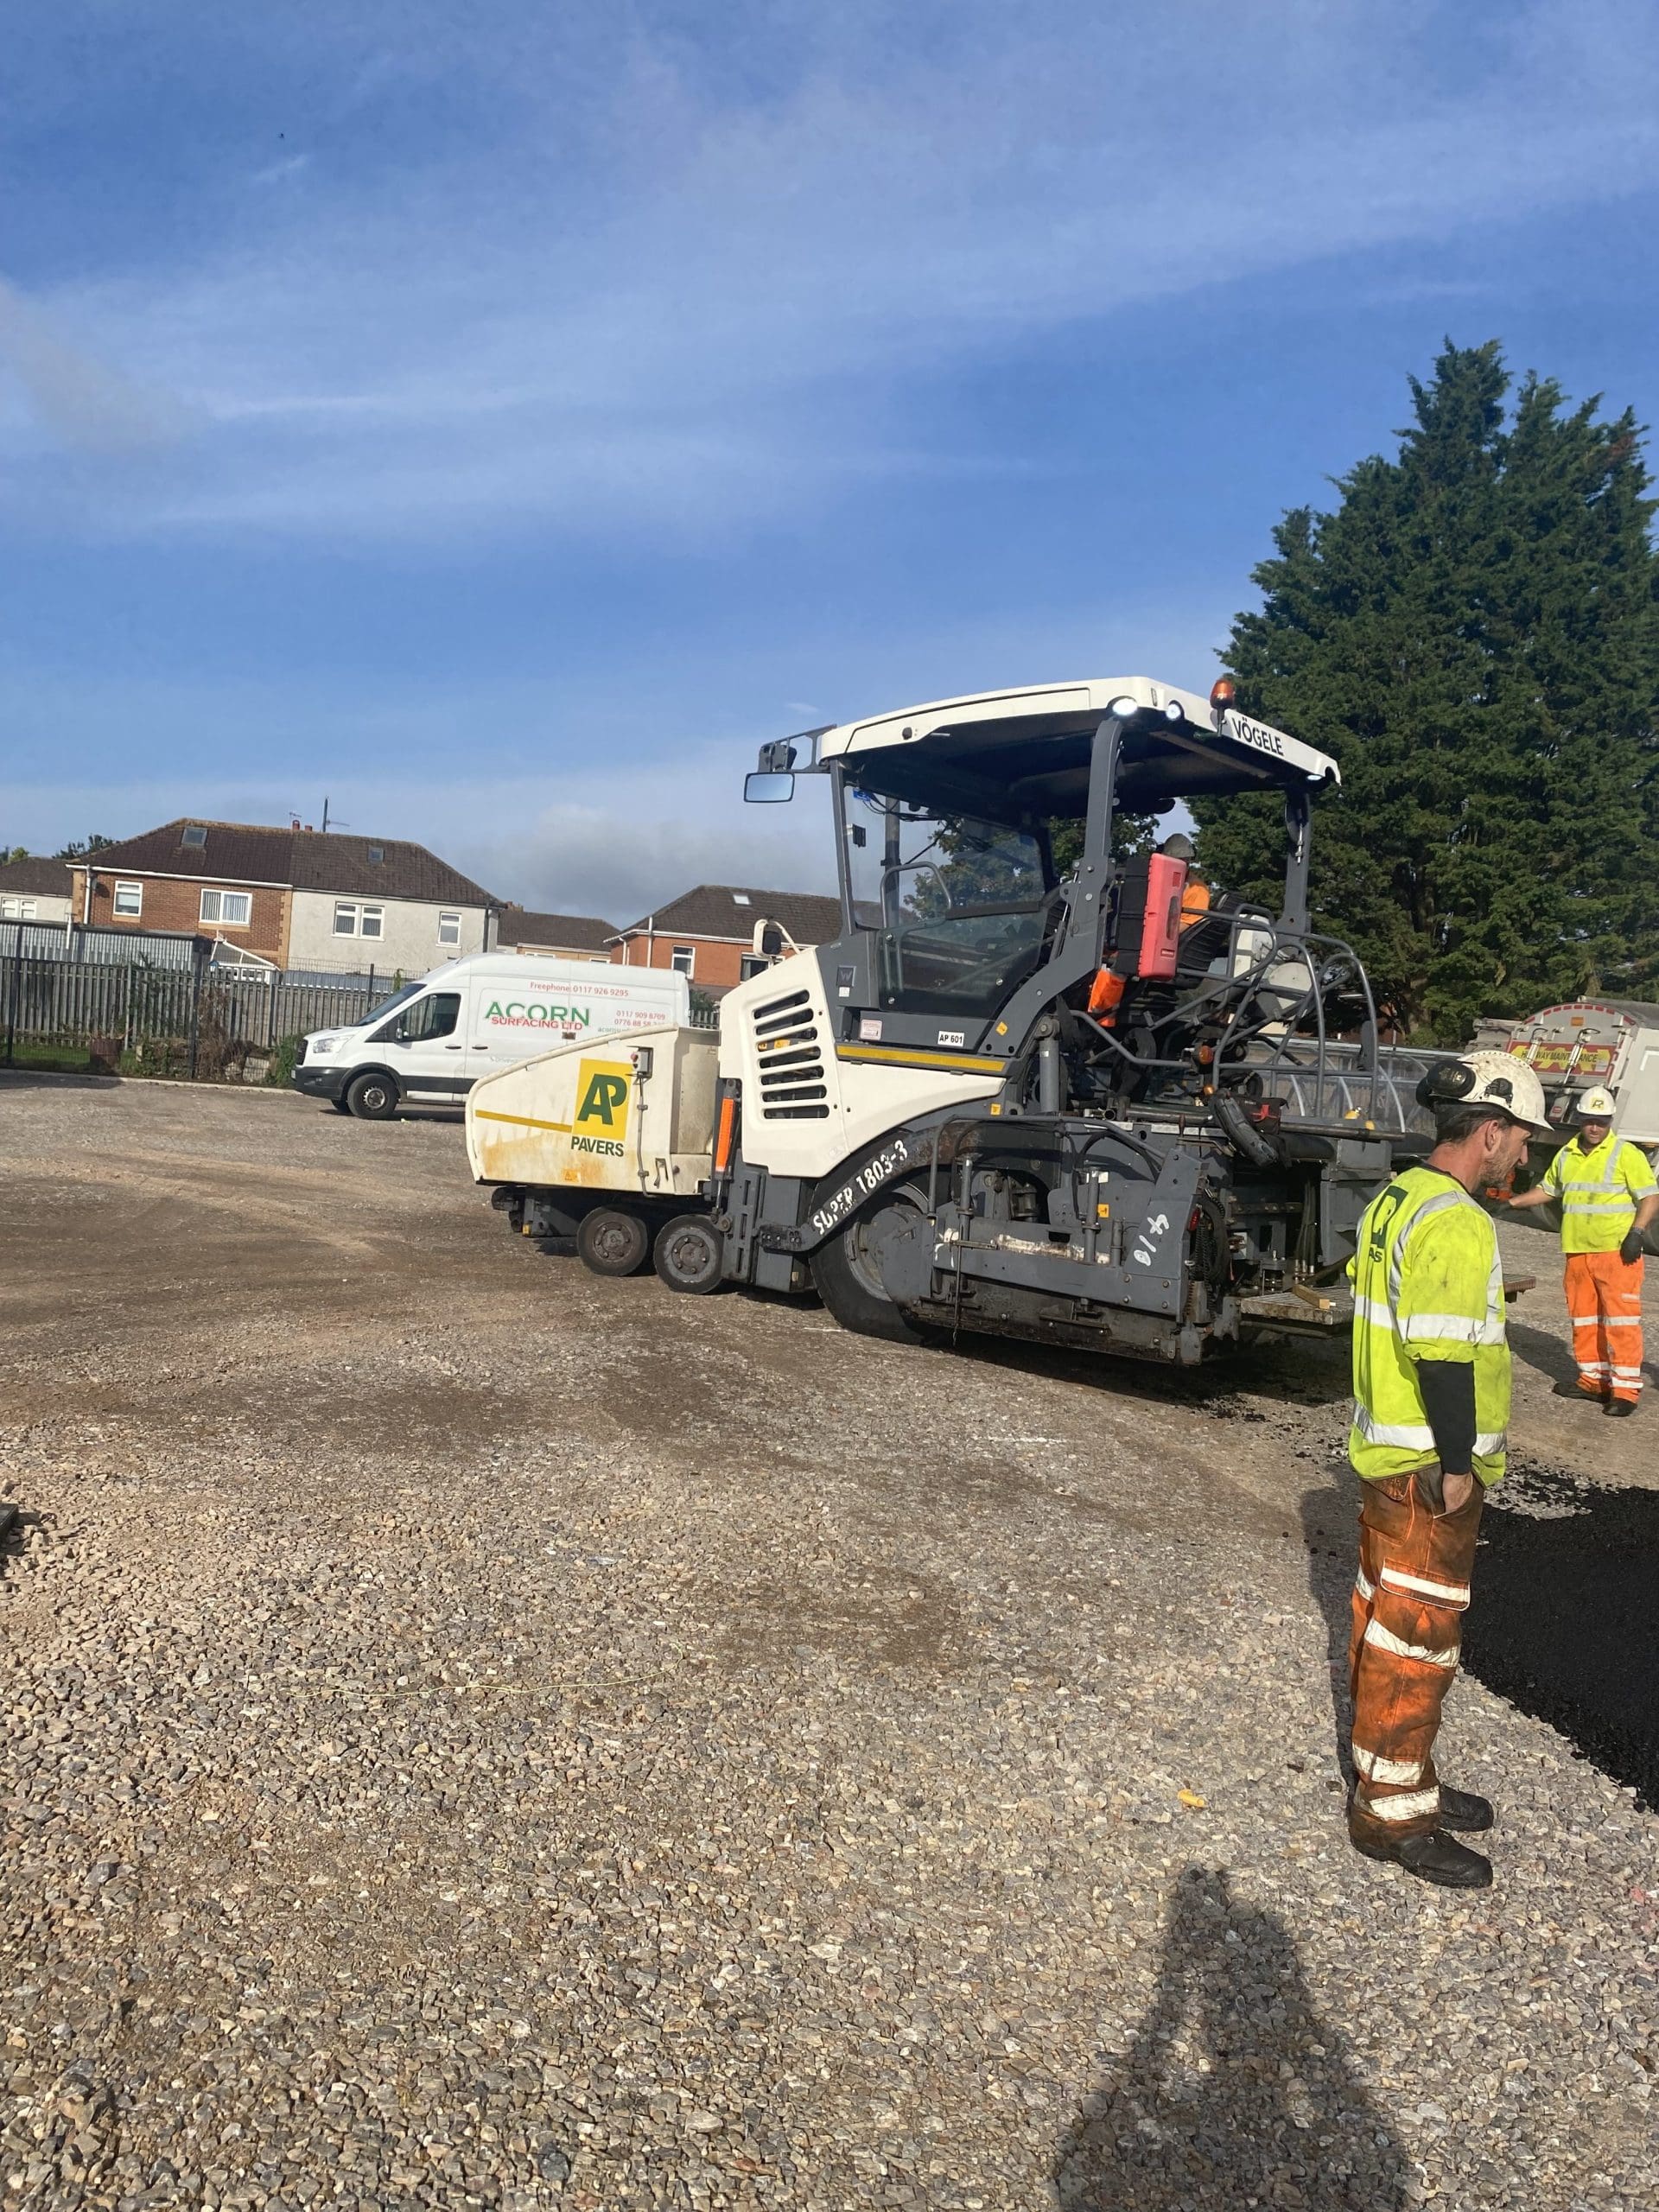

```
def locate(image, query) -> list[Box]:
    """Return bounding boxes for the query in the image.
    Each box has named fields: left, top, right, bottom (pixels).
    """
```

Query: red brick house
left=608, top=884, right=842, bottom=995
left=70, top=820, right=499, bottom=973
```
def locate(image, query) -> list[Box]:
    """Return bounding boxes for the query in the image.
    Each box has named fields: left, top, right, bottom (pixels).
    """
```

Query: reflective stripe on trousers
left=1565, top=1249, right=1646, bottom=1402
left=1349, top=1471, right=1484, bottom=1847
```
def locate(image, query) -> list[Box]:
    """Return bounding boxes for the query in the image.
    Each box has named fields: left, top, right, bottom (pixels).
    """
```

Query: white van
left=293, top=953, right=692, bottom=1119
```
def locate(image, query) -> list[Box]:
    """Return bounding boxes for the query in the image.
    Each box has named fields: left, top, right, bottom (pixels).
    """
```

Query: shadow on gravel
left=1505, top=1318, right=1580, bottom=1390
left=1055, top=1867, right=1409, bottom=2211
left=1300, top=1467, right=1659, bottom=1813
left=937, top=1328, right=1354, bottom=1413
left=1506, top=1316, right=1659, bottom=1395
left=1299, top=1477, right=1362, bottom=1783
left=1467, top=1465, right=1659, bottom=1811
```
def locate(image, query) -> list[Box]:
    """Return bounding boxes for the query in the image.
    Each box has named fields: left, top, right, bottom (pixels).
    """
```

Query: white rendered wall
left=286, top=889, right=493, bottom=976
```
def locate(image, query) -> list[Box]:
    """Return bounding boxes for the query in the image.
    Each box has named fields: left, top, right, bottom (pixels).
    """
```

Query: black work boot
left=1351, top=1827, right=1492, bottom=1888
left=1437, top=1785, right=1494, bottom=1833
left=1554, top=1378, right=1605, bottom=1401
left=1605, top=1398, right=1637, bottom=1418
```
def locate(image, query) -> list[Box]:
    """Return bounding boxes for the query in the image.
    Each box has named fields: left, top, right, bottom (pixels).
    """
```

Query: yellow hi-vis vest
left=1348, top=1163, right=1510, bottom=1487
left=1541, top=1132, right=1658, bottom=1255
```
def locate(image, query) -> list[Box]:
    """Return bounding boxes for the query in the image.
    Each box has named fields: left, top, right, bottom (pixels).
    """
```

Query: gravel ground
left=2, top=1077, right=1655, bottom=2211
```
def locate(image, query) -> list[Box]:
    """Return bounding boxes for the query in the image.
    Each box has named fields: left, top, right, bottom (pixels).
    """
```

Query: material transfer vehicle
left=470, top=677, right=1440, bottom=1360
left=295, top=951, right=689, bottom=1119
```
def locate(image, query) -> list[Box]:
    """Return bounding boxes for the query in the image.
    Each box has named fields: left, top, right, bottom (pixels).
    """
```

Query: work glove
left=1620, top=1227, right=1646, bottom=1264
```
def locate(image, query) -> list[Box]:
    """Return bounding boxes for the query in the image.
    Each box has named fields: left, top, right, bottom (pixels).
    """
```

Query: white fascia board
left=81, top=864, right=291, bottom=890
left=816, top=677, right=1339, bottom=787
left=292, top=887, right=486, bottom=911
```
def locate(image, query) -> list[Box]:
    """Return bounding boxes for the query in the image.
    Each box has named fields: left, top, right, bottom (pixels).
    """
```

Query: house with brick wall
left=0, top=856, right=74, bottom=923
left=70, top=821, right=500, bottom=975
left=608, top=883, right=842, bottom=994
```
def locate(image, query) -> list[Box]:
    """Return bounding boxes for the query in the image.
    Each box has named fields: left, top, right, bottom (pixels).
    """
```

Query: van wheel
left=329, top=1096, right=353, bottom=1115
left=653, top=1214, right=725, bottom=1294
left=810, top=1185, right=938, bottom=1344
left=346, top=1071, right=398, bottom=1121
left=576, top=1206, right=652, bottom=1277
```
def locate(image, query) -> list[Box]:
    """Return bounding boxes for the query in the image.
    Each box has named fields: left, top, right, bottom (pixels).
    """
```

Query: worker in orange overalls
left=1508, top=1086, right=1658, bottom=1416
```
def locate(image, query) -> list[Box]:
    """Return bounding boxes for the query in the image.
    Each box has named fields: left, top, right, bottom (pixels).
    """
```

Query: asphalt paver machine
left=471, top=677, right=1437, bottom=1362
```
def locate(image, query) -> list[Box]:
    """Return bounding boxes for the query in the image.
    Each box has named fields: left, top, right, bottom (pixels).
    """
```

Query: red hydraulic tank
left=1136, top=854, right=1188, bottom=979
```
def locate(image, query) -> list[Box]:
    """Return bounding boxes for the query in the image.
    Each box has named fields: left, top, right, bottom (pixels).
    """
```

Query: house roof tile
left=614, top=883, right=842, bottom=946
left=496, top=908, right=617, bottom=952
left=0, top=857, right=74, bottom=898
left=76, top=821, right=499, bottom=906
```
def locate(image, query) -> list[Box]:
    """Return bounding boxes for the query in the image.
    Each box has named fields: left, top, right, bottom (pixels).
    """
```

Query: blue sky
left=4, top=0, right=1658, bottom=922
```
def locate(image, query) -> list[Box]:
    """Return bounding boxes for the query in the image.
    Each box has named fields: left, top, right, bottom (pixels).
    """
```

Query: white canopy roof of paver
left=811, top=677, right=1339, bottom=790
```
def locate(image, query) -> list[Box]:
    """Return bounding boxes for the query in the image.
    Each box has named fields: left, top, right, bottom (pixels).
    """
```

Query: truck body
left=294, top=951, right=690, bottom=1120
left=474, top=677, right=1441, bottom=1357
left=1504, top=999, right=1659, bottom=1153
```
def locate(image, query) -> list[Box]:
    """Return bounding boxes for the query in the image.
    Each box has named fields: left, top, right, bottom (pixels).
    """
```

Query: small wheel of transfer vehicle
left=652, top=1213, right=725, bottom=1295
left=346, top=1071, right=399, bottom=1121
left=809, top=1183, right=938, bottom=1344
left=576, top=1205, right=652, bottom=1277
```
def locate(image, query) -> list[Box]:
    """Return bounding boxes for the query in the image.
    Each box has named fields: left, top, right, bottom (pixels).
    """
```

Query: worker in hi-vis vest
left=1507, top=1085, right=1657, bottom=1415
left=1345, top=1051, right=1551, bottom=1890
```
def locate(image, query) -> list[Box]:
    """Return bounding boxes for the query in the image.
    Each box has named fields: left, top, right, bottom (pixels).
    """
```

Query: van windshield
left=357, top=982, right=422, bottom=1028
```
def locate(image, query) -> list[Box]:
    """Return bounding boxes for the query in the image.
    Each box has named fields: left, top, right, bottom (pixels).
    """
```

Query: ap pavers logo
left=572, top=1059, right=632, bottom=1158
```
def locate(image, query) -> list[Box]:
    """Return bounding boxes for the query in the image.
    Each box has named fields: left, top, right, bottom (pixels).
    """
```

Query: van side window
left=373, top=991, right=461, bottom=1044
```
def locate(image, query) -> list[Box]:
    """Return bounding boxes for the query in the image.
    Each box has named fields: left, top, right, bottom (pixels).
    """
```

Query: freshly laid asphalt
left=2, top=1077, right=1654, bottom=2210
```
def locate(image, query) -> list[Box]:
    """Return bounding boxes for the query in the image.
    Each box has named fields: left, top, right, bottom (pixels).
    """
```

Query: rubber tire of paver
left=576, top=1205, right=653, bottom=1277
left=809, top=1185, right=938, bottom=1344
left=652, top=1213, right=726, bottom=1295
left=346, top=1071, right=399, bottom=1121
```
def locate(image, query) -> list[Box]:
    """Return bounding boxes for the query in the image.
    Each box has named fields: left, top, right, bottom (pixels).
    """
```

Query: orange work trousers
left=1565, top=1249, right=1645, bottom=1403
left=1348, top=1471, right=1483, bottom=1847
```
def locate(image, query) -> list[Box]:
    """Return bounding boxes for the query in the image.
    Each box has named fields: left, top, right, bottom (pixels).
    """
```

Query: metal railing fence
left=0, top=944, right=384, bottom=1080
left=2, top=939, right=725, bottom=1080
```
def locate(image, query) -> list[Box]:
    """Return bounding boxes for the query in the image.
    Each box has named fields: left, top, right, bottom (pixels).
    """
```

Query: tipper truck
left=467, top=676, right=1443, bottom=1362
left=1503, top=999, right=1659, bottom=1156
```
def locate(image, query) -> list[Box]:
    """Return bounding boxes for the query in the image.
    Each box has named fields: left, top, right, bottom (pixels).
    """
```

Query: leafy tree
left=3, top=845, right=31, bottom=864
left=1192, top=341, right=1659, bottom=1043
left=54, top=833, right=113, bottom=860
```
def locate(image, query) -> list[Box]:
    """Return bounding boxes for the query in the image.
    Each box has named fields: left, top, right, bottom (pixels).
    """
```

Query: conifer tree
left=1192, top=341, right=1659, bottom=1042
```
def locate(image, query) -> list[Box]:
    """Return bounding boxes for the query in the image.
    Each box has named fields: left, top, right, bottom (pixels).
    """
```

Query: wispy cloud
left=251, top=152, right=312, bottom=188
left=0, top=276, right=187, bottom=454
left=4, top=0, right=1656, bottom=543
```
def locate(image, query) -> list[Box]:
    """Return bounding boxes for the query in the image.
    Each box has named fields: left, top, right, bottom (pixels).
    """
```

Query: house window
left=333, top=902, right=357, bottom=936
left=113, top=880, right=143, bottom=918
left=333, top=901, right=385, bottom=938
left=367, top=844, right=385, bottom=864
left=739, top=954, right=769, bottom=980
left=200, top=888, right=251, bottom=926
left=360, top=906, right=384, bottom=940
left=670, top=944, right=696, bottom=976
left=1, top=898, right=37, bottom=920
left=181, top=825, right=208, bottom=849
left=437, top=910, right=462, bottom=948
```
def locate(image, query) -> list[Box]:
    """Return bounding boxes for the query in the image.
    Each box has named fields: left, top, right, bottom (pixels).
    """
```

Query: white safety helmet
left=1576, top=1085, right=1618, bottom=1120
left=1416, top=1050, right=1553, bottom=1135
